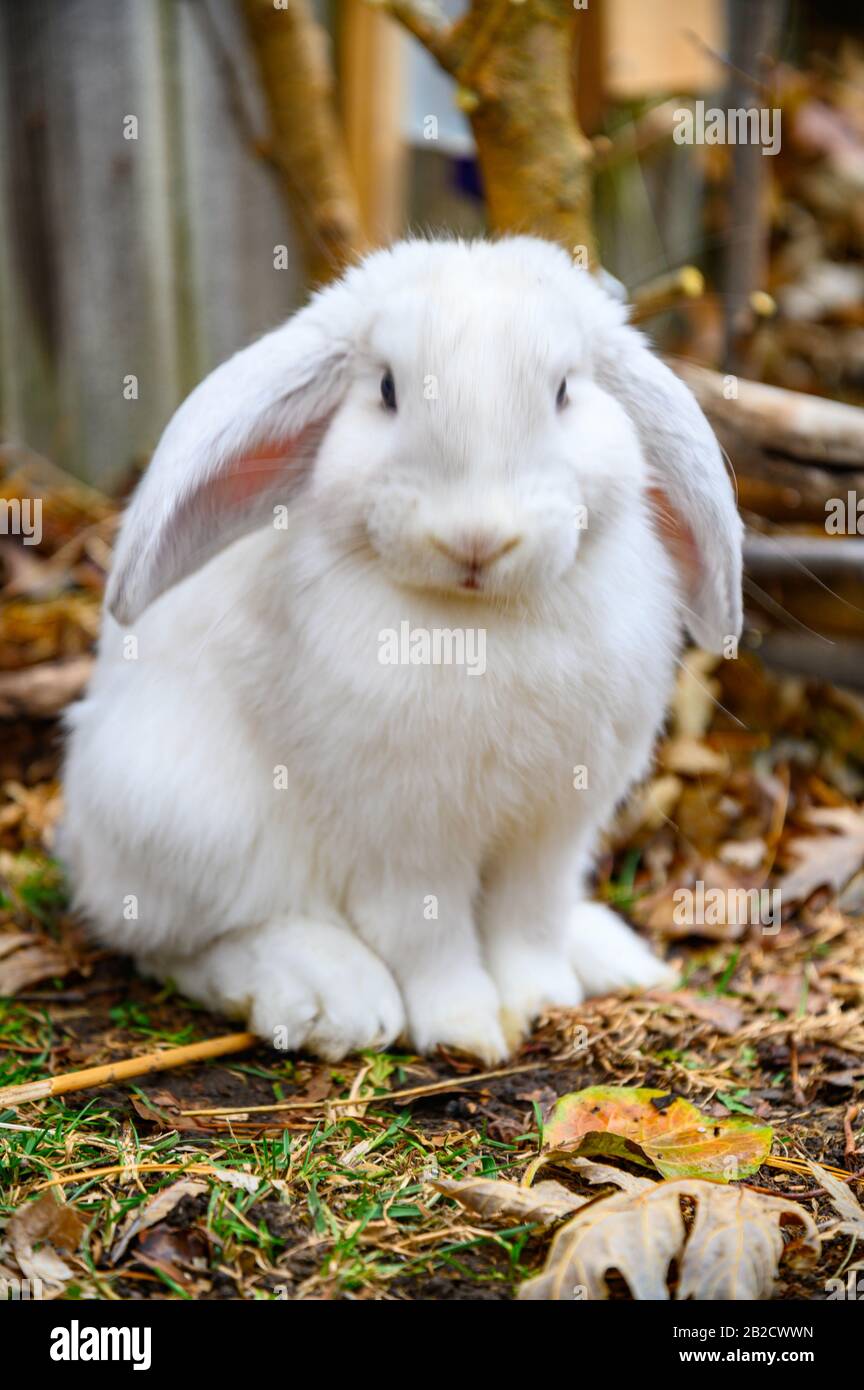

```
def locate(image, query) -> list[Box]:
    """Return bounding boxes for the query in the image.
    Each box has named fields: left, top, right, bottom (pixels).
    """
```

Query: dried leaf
left=109, top=1178, right=207, bottom=1264
left=806, top=1160, right=864, bottom=1237
left=518, top=1180, right=819, bottom=1301
left=433, top=1176, right=586, bottom=1227
left=677, top=1185, right=819, bottom=1300
left=749, top=970, right=815, bottom=1015
left=129, top=1088, right=212, bottom=1134
left=8, top=1191, right=85, bottom=1289
left=525, top=1152, right=656, bottom=1196
left=612, top=774, right=683, bottom=841
left=0, top=932, right=35, bottom=960
left=0, top=935, right=71, bottom=994
left=781, top=805, right=864, bottom=904
left=671, top=651, right=722, bottom=739
left=650, top=988, right=744, bottom=1035
left=543, top=1086, right=772, bottom=1181
left=520, top=1184, right=683, bottom=1300
left=660, top=736, right=728, bottom=776
left=718, top=837, right=768, bottom=871
left=1, top=780, right=63, bottom=846
left=136, top=1224, right=209, bottom=1285
left=635, top=863, right=752, bottom=940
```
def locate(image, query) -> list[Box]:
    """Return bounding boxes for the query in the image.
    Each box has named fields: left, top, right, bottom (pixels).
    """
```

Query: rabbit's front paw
left=249, top=922, right=405, bottom=1061
left=404, top=968, right=508, bottom=1065
left=486, top=942, right=584, bottom=1053
left=568, top=902, right=676, bottom=996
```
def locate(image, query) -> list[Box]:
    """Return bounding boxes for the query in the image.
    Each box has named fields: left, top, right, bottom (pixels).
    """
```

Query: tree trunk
left=240, top=0, right=365, bottom=285
left=385, top=0, right=597, bottom=263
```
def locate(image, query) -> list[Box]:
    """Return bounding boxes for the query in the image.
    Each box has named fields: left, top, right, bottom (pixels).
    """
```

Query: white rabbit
left=59, top=237, right=742, bottom=1063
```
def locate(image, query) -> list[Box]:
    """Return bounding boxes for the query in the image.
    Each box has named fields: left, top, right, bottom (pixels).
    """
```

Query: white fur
left=60, top=237, right=741, bottom=1062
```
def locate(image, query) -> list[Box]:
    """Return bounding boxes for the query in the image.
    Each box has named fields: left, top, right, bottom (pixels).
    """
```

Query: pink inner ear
left=648, top=483, right=702, bottom=595
left=207, top=436, right=302, bottom=509
left=204, top=416, right=330, bottom=514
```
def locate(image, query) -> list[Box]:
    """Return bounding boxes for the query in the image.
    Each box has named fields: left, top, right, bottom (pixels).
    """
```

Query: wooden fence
left=0, top=0, right=306, bottom=491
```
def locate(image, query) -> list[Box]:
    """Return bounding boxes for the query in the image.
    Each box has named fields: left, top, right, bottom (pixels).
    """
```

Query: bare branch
left=370, top=0, right=456, bottom=72
left=673, top=362, right=864, bottom=467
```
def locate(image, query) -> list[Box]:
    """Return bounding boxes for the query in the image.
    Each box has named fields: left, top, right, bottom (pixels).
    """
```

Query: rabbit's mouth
left=394, top=572, right=504, bottom=608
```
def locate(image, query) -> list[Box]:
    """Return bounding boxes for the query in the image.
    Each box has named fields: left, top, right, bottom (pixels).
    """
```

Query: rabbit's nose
left=429, top=531, right=522, bottom=570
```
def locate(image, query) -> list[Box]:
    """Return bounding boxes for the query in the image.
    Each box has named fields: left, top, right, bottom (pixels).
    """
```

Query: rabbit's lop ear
left=106, top=299, right=352, bottom=624
left=595, top=325, right=743, bottom=653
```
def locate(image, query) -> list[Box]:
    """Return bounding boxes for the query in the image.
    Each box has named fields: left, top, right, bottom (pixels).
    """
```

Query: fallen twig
left=0, top=1032, right=257, bottom=1107
left=673, top=361, right=864, bottom=466
left=182, top=1056, right=575, bottom=1118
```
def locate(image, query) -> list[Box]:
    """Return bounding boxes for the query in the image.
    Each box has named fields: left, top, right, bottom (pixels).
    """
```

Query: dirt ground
left=0, top=468, right=863, bottom=1299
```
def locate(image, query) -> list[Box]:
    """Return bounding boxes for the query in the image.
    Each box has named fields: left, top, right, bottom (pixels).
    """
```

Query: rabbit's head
left=108, top=237, right=741, bottom=652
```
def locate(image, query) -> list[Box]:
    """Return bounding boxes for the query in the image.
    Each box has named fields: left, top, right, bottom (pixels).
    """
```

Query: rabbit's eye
left=381, top=369, right=397, bottom=412
left=556, top=378, right=569, bottom=410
